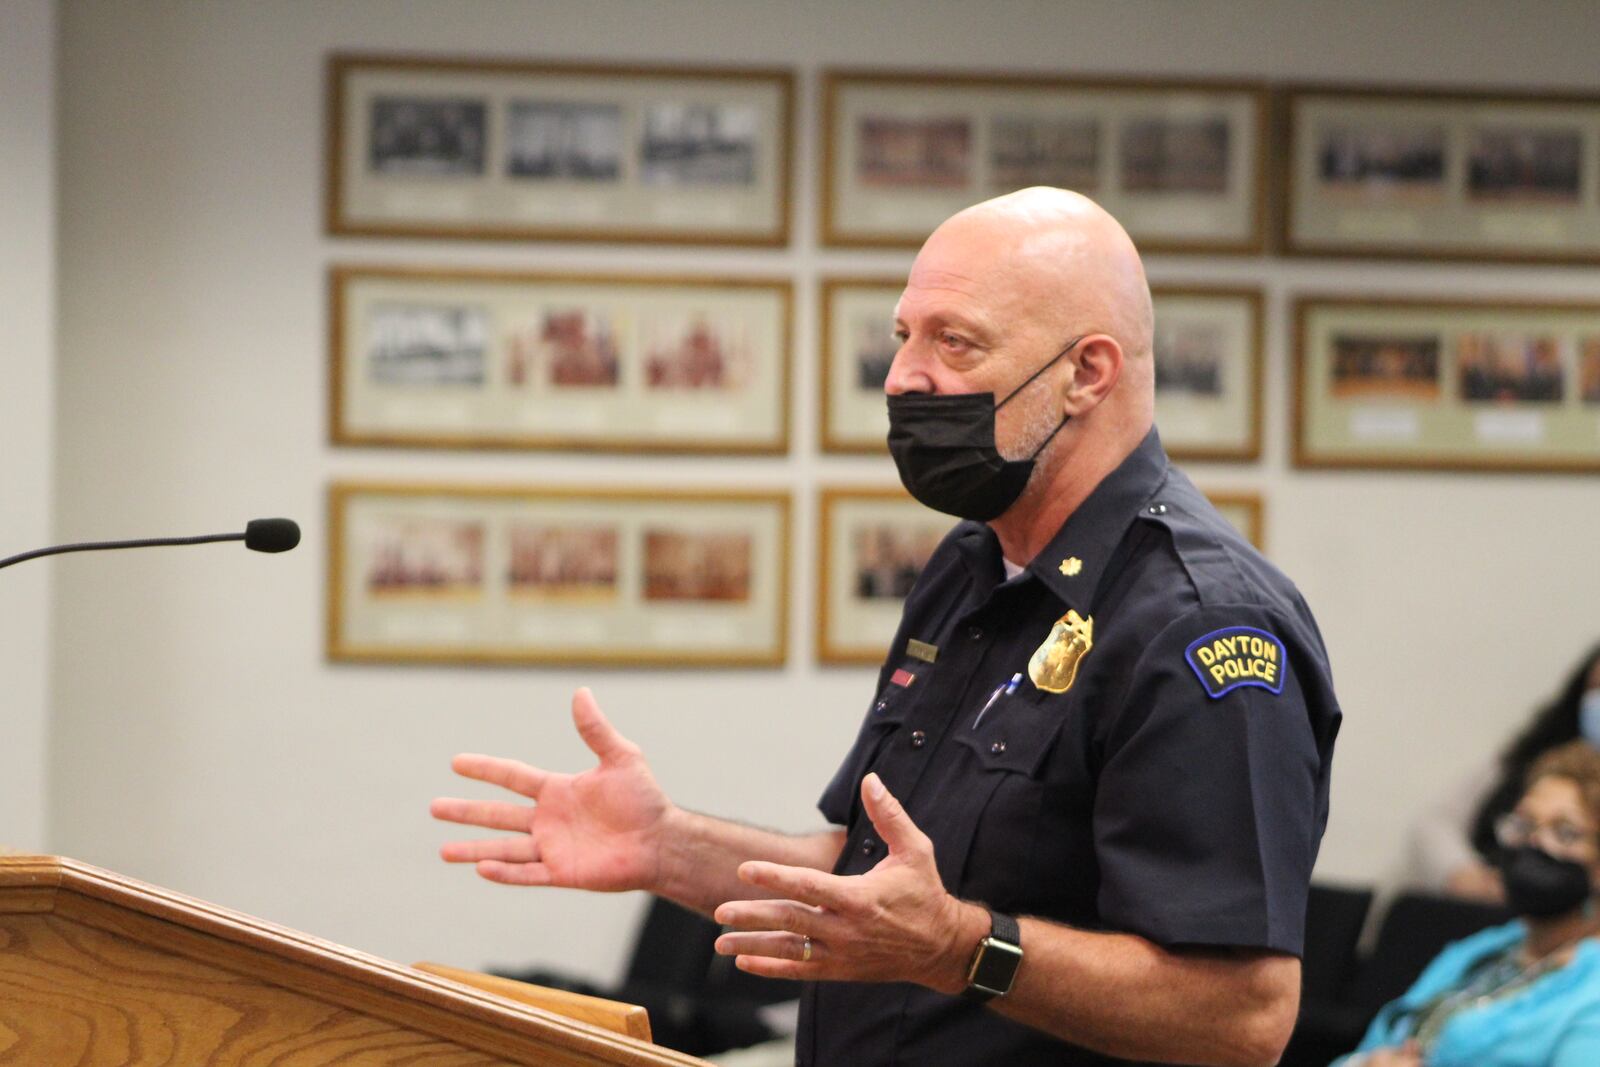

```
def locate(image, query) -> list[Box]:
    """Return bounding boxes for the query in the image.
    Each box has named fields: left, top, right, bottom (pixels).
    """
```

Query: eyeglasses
left=1494, top=812, right=1597, bottom=858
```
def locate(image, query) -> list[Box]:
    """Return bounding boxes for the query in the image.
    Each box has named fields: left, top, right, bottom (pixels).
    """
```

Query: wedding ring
left=802, top=936, right=813, bottom=962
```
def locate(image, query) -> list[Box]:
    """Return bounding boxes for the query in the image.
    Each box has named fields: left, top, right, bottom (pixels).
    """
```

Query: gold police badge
left=1028, top=609, right=1094, bottom=694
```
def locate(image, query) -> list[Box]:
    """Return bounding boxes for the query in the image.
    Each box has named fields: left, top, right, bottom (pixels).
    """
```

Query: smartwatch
left=962, top=909, right=1023, bottom=1002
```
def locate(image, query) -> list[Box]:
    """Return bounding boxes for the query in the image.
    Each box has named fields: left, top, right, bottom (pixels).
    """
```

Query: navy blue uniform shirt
left=798, top=430, right=1341, bottom=1066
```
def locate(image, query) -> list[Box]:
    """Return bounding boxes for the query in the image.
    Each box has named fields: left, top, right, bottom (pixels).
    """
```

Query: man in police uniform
left=432, top=187, right=1340, bottom=1066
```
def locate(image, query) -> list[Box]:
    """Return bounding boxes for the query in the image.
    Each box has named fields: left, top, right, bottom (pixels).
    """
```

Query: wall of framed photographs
left=41, top=0, right=1600, bottom=1005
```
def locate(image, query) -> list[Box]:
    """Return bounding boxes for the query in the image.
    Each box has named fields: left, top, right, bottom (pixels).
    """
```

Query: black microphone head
left=244, top=518, right=300, bottom=554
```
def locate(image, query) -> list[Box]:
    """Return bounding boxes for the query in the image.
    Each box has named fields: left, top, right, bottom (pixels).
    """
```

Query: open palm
left=431, top=688, right=671, bottom=893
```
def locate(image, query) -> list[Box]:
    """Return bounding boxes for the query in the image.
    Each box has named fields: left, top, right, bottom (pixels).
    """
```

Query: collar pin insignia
left=1058, top=557, right=1083, bottom=577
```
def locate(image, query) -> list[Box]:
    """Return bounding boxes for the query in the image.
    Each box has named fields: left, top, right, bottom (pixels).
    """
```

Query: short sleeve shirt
left=798, top=430, right=1342, bottom=1067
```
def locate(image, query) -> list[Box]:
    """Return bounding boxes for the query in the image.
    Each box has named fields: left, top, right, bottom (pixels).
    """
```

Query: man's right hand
left=431, top=687, right=672, bottom=893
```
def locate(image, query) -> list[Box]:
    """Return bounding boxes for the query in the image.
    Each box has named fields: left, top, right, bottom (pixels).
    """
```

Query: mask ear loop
left=995, top=335, right=1085, bottom=460
left=995, top=335, right=1086, bottom=410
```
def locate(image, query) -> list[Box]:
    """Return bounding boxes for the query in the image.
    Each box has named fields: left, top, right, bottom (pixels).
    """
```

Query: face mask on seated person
left=886, top=336, right=1083, bottom=522
left=1498, top=845, right=1593, bottom=918
left=1579, top=688, right=1600, bottom=748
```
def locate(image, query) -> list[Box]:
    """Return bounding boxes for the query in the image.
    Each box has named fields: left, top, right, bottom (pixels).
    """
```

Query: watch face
left=972, top=936, right=1024, bottom=994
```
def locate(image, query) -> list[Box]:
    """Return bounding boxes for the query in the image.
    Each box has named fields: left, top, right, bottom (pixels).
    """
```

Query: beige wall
left=1, top=0, right=57, bottom=853
left=45, top=0, right=1600, bottom=984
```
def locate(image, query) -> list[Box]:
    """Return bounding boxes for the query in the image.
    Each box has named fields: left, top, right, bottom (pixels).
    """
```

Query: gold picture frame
left=329, top=265, right=792, bottom=454
left=821, top=69, right=1268, bottom=253
left=1293, top=295, right=1600, bottom=472
left=328, top=483, right=791, bottom=667
left=1280, top=84, right=1600, bottom=264
left=326, top=54, right=793, bottom=246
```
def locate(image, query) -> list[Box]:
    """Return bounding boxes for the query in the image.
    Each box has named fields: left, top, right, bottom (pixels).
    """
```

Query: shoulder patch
left=1184, top=626, right=1286, bottom=699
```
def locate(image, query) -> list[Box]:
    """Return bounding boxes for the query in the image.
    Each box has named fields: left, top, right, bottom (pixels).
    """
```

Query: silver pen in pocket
left=973, top=672, right=1023, bottom=729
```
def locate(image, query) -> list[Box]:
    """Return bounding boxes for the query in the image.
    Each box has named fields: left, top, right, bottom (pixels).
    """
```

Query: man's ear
left=1061, top=335, right=1124, bottom=415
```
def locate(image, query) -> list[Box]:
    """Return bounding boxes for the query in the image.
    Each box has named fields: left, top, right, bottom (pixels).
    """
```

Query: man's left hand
left=713, top=772, right=986, bottom=995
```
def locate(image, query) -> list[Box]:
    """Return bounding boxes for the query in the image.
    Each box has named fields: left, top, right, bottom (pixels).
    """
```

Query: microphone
left=0, top=518, right=301, bottom=571
left=243, top=518, right=301, bottom=553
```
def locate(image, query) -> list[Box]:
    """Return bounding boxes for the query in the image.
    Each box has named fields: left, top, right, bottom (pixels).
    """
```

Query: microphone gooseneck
left=0, top=518, right=301, bottom=571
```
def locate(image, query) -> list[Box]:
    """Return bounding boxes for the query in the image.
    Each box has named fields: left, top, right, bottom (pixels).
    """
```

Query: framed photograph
left=817, top=488, right=953, bottom=665
left=819, top=278, right=1262, bottom=461
left=1282, top=86, right=1600, bottom=263
left=1294, top=296, right=1600, bottom=471
left=1151, top=287, right=1264, bottom=461
left=327, top=54, right=792, bottom=245
left=1205, top=491, right=1265, bottom=550
left=328, top=484, right=790, bottom=667
left=330, top=266, right=791, bottom=454
left=821, top=70, right=1267, bottom=253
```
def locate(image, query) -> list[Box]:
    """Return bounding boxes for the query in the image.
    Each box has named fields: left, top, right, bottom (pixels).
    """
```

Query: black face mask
left=886, top=337, right=1083, bottom=522
left=1498, top=845, right=1593, bottom=918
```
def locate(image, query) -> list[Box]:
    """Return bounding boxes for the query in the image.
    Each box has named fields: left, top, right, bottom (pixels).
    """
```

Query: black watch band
left=962, top=909, right=1023, bottom=1002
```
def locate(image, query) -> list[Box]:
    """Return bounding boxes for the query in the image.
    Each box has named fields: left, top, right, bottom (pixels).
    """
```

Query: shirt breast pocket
left=818, top=673, right=918, bottom=830
left=942, top=692, right=1080, bottom=910
left=862, top=681, right=916, bottom=763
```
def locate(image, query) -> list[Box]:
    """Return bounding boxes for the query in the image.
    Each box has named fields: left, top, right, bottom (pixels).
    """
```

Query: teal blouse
left=1332, top=922, right=1600, bottom=1067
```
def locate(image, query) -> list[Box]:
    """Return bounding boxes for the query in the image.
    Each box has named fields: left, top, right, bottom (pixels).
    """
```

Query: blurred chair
left=1339, top=892, right=1512, bottom=1024
left=1280, top=889, right=1511, bottom=1067
left=1299, top=882, right=1374, bottom=1004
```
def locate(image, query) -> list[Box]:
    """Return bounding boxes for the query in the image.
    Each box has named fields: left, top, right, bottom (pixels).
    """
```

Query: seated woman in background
left=1337, top=740, right=1600, bottom=1066
left=1407, top=643, right=1600, bottom=902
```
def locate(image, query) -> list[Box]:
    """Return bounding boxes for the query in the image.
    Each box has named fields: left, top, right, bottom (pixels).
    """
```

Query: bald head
left=924, top=186, right=1153, bottom=365
left=883, top=188, right=1158, bottom=545
left=892, top=186, right=1156, bottom=452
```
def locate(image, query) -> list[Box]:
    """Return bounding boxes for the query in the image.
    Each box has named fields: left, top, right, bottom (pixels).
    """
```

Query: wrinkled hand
left=712, top=773, right=981, bottom=994
left=430, top=688, right=670, bottom=892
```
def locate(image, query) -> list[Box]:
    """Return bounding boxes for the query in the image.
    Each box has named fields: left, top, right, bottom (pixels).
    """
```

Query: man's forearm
left=652, top=808, right=845, bottom=916
left=935, top=906, right=1298, bottom=1067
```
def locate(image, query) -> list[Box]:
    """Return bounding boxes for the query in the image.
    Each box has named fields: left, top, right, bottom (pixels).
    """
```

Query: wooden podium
left=0, top=855, right=711, bottom=1065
